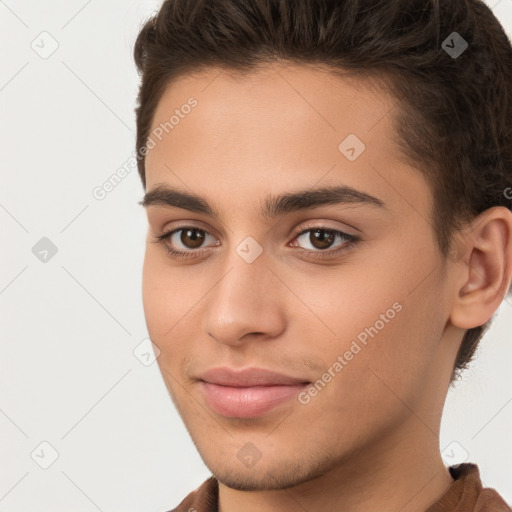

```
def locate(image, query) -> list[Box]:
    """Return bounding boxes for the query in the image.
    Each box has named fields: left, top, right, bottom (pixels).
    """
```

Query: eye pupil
left=310, top=229, right=334, bottom=249
left=181, top=228, right=205, bottom=248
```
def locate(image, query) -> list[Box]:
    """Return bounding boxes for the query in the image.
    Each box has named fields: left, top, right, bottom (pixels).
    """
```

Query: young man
left=133, top=0, right=512, bottom=510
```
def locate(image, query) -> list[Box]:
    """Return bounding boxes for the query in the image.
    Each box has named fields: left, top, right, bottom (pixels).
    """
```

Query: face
left=141, top=63, right=458, bottom=491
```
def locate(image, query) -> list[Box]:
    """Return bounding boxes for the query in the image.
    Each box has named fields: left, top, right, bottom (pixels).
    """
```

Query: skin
left=141, top=62, right=512, bottom=512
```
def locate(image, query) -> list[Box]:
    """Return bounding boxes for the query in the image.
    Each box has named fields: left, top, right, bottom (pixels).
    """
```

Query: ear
left=449, top=206, right=512, bottom=330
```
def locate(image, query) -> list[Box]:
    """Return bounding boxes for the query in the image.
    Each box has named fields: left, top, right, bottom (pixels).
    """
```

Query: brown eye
left=290, top=226, right=359, bottom=257
left=180, top=228, right=206, bottom=248
left=308, top=229, right=335, bottom=249
left=156, top=226, right=219, bottom=257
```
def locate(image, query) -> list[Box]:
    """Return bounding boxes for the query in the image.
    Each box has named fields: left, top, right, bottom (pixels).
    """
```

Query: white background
left=1, top=1, right=511, bottom=510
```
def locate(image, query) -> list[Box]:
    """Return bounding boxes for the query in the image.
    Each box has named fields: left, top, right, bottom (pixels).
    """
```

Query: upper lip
left=198, top=367, right=310, bottom=387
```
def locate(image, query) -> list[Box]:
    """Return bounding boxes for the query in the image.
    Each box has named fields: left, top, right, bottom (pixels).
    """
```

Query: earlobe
left=449, top=206, right=512, bottom=330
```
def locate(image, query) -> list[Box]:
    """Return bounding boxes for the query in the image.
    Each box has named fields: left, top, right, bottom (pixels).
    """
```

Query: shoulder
left=164, top=476, right=218, bottom=512
left=426, top=463, right=511, bottom=512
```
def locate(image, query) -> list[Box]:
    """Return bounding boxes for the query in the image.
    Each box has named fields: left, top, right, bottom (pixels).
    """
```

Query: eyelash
left=152, top=224, right=360, bottom=261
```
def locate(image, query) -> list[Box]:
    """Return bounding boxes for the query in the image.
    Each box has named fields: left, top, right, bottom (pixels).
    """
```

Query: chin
left=208, top=458, right=326, bottom=492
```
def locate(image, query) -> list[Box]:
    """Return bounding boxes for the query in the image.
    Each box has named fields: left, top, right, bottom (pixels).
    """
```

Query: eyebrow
left=139, top=183, right=387, bottom=219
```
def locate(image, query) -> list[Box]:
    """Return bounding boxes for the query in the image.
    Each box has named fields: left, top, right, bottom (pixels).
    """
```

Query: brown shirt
left=167, top=463, right=511, bottom=512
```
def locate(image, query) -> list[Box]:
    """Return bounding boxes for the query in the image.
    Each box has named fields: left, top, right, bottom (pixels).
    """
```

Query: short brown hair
left=133, top=0, right=512, bottom=383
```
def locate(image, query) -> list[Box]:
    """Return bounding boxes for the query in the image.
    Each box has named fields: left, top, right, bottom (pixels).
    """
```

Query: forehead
left=148, top=62, right=398, bottom=152
left=144, top=62, right=430, bottom=219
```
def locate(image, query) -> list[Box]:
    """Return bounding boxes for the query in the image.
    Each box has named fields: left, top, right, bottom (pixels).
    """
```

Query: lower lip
left=200, top=381, right=308, bottom=418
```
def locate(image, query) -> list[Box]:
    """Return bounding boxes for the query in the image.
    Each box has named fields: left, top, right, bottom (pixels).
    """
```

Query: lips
left=197, top=367, right=310, bottom=418
left=198, top=367, right=309, bottom=387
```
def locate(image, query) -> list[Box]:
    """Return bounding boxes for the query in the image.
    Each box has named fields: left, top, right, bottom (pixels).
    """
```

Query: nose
left=201, top=246, right=287, bottom=346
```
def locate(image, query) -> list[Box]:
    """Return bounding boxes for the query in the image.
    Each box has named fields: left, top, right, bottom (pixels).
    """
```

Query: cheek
left=292, top=299, right=437, bottom=445
left=295, top=256, right=441, bottom=401
left=142, top=255, right=164, bottom=332
left=142, top=251, right=210, bottom=377
left=142, top=259, right=188, bottom=392
left=287, top=261, right=403, bottom=346
left=142, top=250, right=195, bottom=330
